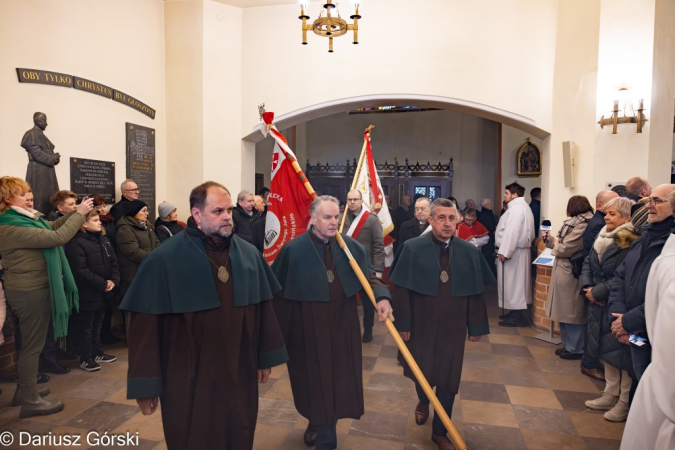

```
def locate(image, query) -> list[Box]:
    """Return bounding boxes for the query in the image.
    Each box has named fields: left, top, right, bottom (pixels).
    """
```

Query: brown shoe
left=581, top=366, right=606, bottom=382
left=415, top=401, right=429, bottom=425
left=432, top=434, right=456, bottom=450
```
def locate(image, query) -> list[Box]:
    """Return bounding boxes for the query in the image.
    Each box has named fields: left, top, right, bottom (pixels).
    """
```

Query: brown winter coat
left=116, top=215, right=159, bottom=299
left=546, top=217, right=590, bottom=325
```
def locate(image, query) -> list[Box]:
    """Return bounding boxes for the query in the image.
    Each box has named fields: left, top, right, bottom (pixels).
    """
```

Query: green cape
left=0, top=208, right=79, bottom=338
left=271, top=229, right=391, bottom=302
left=120, top=228, right=281, bottom=314
left=388, top=233, right=496, bottom=297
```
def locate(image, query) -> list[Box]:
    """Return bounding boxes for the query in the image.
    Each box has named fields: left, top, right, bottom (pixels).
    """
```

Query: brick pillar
left=531, top=245, right=560, bottom=334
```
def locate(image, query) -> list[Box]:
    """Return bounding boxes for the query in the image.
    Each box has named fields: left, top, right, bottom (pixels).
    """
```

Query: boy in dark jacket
left=65, top=210, right=120, bottom=371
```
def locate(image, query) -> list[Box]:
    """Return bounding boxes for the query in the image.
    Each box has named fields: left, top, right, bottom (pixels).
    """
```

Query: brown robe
left=392, top=240, right=489, bottom=394
left=127, top=237, right=286, bottom=449
left=273, top=232, right=387, bottom=426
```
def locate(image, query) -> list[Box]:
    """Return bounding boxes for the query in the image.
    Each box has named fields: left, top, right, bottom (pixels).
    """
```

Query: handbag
left=571, top=256, right=584, bottom=278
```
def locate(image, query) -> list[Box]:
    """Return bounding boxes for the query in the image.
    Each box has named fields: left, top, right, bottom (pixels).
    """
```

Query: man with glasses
left=340, top=189, right=384, bottom=342
left=110, top=179, right=140, bottom=223
left=609, top=184, right=675, bottom=390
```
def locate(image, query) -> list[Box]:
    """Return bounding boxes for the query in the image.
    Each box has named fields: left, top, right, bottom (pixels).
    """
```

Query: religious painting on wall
left=125, top=123, right=156, bottom=221
left=517, top=138, right=542, bottom=177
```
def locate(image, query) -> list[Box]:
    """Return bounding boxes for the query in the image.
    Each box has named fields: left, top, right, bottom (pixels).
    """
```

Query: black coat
left=476, top=207, right=497, bottom=268
left=154, top=218, right=185, bottom=242
left=252, top=218, right=266, bottom=253
left=529, top=199, right=541, bottom=234
left=109, top=196, right=132, bottom=224
left=232, top=204, right=261, bottom=245
left=608, top=218, right=674, bottom=339
left=65, top=231, right=120, bottom=311
left=395, top=206, right=414, bottom=232
left=397, top=218, right=428, bottom=251
left=582, top=210, right=606, bottom=259
left=579, top=228, right=635, bottom=370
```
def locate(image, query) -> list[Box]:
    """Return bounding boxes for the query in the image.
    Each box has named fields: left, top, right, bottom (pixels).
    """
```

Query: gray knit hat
left=158, top=201, right=177, bottom=220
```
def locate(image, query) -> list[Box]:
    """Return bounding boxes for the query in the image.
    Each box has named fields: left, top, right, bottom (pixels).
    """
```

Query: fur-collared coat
left=579, top=226, right=637, bottom=370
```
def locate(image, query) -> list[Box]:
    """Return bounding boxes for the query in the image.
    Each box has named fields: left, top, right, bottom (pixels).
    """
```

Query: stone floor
left=0, top=286, right=625, bottom=449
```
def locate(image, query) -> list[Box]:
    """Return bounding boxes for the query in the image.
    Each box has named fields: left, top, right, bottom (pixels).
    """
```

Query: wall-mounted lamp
left=598, top=84, right=648, bottom=134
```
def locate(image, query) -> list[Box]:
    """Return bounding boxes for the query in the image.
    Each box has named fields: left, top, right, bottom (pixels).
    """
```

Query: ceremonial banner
left=352, top=130, right=394, bottom=237
left=260, top=116, right=313, bottom=265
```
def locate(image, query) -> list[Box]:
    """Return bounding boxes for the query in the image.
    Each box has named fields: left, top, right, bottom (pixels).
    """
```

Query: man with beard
left=272, top=195, right=393, bottom=450
left=388, top=198, right=494, bottom=450
left=121, top=181, right=288, bottom=450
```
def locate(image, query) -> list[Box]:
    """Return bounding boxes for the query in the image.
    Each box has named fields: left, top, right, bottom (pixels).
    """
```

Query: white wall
left=0, top=0, right=166, bottom=210
left=240, top=0, right=558, bottom=143
left=255, top=110, right=499, bottom=206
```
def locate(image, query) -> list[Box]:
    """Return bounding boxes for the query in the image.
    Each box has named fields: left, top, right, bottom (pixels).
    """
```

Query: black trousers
left=416, top=382, right=456, bottom=437
left=71, top=309, right=105, bottom=361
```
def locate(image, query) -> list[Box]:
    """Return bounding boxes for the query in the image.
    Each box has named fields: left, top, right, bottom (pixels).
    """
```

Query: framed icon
left=517, top=138, right=542, bottom=177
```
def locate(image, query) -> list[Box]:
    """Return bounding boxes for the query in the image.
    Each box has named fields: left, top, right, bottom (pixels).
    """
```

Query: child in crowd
left=64, top=210, right=120, bottom=371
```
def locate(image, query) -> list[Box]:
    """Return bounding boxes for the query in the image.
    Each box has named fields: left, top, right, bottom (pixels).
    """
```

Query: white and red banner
left=259, top=116, right=313, bottom=265
left=353, top=130, right=394, bottom=237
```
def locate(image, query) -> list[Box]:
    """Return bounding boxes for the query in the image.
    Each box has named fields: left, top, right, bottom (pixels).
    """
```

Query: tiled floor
left=0, top=286, right=625, bottom=449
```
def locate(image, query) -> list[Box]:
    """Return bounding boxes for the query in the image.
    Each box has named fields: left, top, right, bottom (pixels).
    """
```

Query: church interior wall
left=0, top=0, right=166, bottom=212
left=501, top=125, right=543, bottom=204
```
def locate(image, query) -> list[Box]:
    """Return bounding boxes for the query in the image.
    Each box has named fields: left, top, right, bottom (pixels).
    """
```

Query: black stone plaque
left=70, top=158, right=116, bottom=203
left=73, top=77, right=113, bottom=99
left=16, top=68, right=73, bottom=87
left=114, top=90, right=156, bottom=119
left=126, top=123, right=156, bottom=221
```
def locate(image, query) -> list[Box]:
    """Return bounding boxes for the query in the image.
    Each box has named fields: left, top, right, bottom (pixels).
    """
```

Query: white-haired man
left=272, top=195, right=393, bottom=450
left=232, top=189, right=261, bottom=245
left=110, top=179, right=140, bottom=223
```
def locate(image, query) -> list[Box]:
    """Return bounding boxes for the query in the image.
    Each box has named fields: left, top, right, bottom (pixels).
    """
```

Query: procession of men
left=123, top=178, right=497, bottom=450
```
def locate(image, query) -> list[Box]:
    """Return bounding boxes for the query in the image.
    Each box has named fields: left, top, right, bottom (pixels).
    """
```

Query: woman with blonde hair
left=580, top=196, right=636, bottom=422
left=0, top=176, right=92, bottom=418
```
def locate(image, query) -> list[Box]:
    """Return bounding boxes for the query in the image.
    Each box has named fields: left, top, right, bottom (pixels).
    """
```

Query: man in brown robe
left=121, top=182, right=288, bottom=450
left=272, top=195, right=393, bottom=450
left=388, top=198, right=495, bottom=450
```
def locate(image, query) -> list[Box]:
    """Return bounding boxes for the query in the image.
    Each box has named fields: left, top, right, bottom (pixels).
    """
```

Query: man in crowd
left=529, top=187, right=541, bottom=233
left=395, top=194, right=414, bottom=231
left=254, top=195, right=266, bottom=218
left=272, top=195, right=393, bottom=450
left=232, top=190, right=260, bottom=245
left=476, top=198, right=498, bottom=274
left=609, top=184, right=675, bottom=391
left=583, top=190, right=619, bottom=259
left=388, top=198, right=495, bottom=450
left=397, top=197, right=431, bottom=249
left=621, top=189, right=675, bottom=449
left=495, top=182, right=535, bottom=327
left=625, top=177, right=652, bottom=201
left=47, top=190, right=78, bottom=220
left=464, top=198, right=475, bottom=211
left=340, top=189, right=385, bottom=342
left=456, top=208, right=489, bottom=249
left=110, top=179, right=140, bottom=223
left=122, top=181, right=288, bottom=449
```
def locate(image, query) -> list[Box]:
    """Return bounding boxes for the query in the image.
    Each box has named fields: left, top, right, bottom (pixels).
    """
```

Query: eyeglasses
left=124, top=188, right=140, bottom=193
left=346, top=198, right=361, bottom=202
left=647, top=197, right=668, bottom=206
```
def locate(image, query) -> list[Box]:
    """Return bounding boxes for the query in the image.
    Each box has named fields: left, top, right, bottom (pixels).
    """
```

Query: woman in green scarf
left=0, top=176, right=92, bottom=418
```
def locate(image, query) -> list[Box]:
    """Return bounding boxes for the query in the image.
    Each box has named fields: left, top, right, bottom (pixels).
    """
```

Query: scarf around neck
left=594, top=222, right=633, bottom=261
left=558, top=211, right=594, bottom=241
left=0, top=207, right=78, bottom=338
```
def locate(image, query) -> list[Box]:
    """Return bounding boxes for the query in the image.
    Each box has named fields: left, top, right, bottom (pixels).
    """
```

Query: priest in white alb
left=495, top=182, right=535, bottom=327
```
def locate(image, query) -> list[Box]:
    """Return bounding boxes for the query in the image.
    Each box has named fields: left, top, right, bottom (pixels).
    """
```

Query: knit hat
left=158, top=201, right=177, bottom=220
left=630, top=204, right=649, bottom=234
left=124, top=200, right=148, bottom=217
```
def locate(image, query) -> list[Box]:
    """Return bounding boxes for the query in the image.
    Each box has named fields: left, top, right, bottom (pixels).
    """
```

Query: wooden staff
left=271, top=124, right=468, bottom=450
left=338, top=125, right=373, bottom=234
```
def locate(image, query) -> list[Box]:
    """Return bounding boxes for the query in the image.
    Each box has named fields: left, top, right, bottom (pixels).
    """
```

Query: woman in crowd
left=116, top=200, right=159, bottom=302
left=580, top=196, right=636, bottom=422
left=65, top=210, right=120, bottom=372
left=154, top=201, right=184, bottom=242
left=0, top=176, right=92, bottom=418
left=90, top=195, right=116, bottom=244
left=546, top=195, right=594, bottom=360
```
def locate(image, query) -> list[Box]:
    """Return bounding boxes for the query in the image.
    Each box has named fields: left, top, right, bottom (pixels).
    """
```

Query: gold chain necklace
left=184, top=230, right=231, bottom=284
left=430, top=235, right=453, bottom=283
left=308, top=234, right=336, bottom=283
